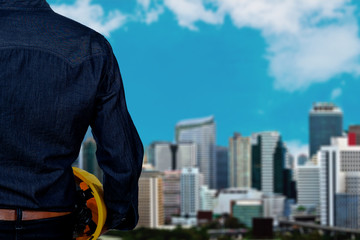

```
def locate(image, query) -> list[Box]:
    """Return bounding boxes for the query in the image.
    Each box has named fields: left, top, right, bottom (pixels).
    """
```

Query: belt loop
left=16, top=208, right=22, bottom=230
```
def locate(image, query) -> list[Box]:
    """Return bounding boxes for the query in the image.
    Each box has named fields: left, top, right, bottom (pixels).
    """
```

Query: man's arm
left=90, top=40, right=143, bottom=230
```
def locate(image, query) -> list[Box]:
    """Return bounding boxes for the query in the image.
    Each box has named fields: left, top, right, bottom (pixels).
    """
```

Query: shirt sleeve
left=89, top=39, right=144, bottom=230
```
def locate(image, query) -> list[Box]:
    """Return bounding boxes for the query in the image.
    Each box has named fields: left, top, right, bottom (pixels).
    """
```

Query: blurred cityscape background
left=77, top=102, right=360, bottom=240
left=45, top=0, right=360, bottom=239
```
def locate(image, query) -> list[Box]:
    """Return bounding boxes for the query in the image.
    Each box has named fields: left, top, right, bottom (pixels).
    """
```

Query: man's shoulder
left=37, top=10, right=111, bottom=66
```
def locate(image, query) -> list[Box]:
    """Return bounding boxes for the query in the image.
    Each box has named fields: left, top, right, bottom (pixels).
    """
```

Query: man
left=0, top=0, right=144, bottom=239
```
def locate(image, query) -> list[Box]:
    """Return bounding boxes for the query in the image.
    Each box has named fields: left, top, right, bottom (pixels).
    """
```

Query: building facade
left=200, top=185, right=217, bottom=211
left=251, top=132, right=290, bottom=195
left=319, top=137, right=360, bottom=229
left=232, top=199, right=263, bottom=228
left=229, top=133, right=252, bottom=188
left=309, top=102, right=343, bottom=157
left=175, top=116, right=216, bottom=188
left=162, top=170, right=181, bottom=224
left=296, top=161, right=320, bottom=214
left=216, top=146, right=229, bottom=189
left=147, top=141, right=197, bottom=171
left=138, top=168, right=164, bottom=228
left=180, top=167, right=200, bottom=217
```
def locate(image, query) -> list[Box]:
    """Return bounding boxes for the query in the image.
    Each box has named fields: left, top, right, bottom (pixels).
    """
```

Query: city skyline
left=47, top=0, right=360, bottom=155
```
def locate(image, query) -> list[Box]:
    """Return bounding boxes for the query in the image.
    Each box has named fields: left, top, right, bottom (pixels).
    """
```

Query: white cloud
left=50, top=0, right=360, bottom=91
left=51, top=0, right=127, bottom=37
left=331, top=87, right=342, bottom=99
left=286, top=140, right=308, bottom=159
left=136, top=0, right=165, bottom=25
left=163, top=0, right=223, bottom=30
left=144, top=0, right=360, bottom=91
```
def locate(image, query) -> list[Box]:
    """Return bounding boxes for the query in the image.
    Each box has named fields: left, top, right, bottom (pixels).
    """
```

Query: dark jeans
left=0, top=210, right=74, bottom=240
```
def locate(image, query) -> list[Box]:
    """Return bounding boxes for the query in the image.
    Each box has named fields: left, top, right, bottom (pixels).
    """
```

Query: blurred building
left=147, top=141, right=197, bottom=171
left=286, top=153, right=295, bottom=169
left=81, top=138, right=103, bottom=182
left=297, top=154, right=308, bottom=166
left=297, top=161, right=320, bottom=214
left=309, top=102, right=343, bottom=157
left=216, top=146, right=229, bottom=189
left=213, top=188, right=262, bottom=215
left=262, top=194, right=286, bottom=226
left=251, top=132, right=294, bottom=198
left=319, top=136, right=360, bottom=229
left=200, top=185, right=217, bottom=211
left=222, top=189, right=285, bottom=226
left=231, top=199, right=263, bottom=227
left=138, top=167, right=164, bottom=228
left=175, top=116, right=216, bottom=189
left=348, top=125, right=360, bottom=146
left=229, top=133, right=251, bottom=188
left=181, top=167, right=200, bottom=217
left=162, top=170, right=181, bottom=224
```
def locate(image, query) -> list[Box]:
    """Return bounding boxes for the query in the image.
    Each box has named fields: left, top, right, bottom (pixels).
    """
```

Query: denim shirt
left=0, top=0, right=144, bottom=230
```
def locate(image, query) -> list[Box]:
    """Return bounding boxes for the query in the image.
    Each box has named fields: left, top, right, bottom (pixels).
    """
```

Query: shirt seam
left=0, top=45, right=106, bottom=67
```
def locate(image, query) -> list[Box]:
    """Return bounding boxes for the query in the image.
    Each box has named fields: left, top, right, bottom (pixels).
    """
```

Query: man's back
left=0, top=0, right=143, bottom=232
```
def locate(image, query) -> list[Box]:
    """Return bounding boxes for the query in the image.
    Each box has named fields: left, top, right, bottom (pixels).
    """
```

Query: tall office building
left=175, top=116, right=216, bottom=188
left=200, top=185, right=217, bottom=211
left=138, top=166, right=164, bottom=228
left=181, top=167, right=200, bottom=217
left=216, top=146, right=229, bottom=189
left=251, top=132, right=284, bottom=194
left=147, top=141, right=197, bottom=171
left=319, top=136, right=360, bottom=229
left=229, top=133, right=252, bottom=188
left=251, top=132, right=295, bottom=198
left=309, top=102, right=343, bottom=157
left=81, top=138, right=103, bottom=182
left=162, top=170, right=181, bottom=224
left=297, top=161, right=320, bottom=214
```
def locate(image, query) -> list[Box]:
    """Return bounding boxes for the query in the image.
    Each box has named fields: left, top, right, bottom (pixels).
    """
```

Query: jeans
left=0, top=210, right=74, bottom=240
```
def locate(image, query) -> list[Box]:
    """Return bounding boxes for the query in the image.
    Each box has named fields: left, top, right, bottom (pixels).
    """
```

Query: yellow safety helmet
left=72, top=167, right=107, bottom=240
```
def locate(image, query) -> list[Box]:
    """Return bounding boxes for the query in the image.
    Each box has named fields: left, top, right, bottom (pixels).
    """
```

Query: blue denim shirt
left=0, top=0, right=144, bottom=230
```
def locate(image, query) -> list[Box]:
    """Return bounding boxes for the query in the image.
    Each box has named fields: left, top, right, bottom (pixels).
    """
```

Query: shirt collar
left=0, top=0, right=50, bottom=9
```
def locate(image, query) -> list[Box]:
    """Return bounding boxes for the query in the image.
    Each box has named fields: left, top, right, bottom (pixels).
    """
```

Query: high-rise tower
left=147, top=141, right=197, bottom=171
left=229, top=133, right=251, bottom=188
left=309, top=102, right=343, bottom=157
left=175, top=116, right=216, bottom=188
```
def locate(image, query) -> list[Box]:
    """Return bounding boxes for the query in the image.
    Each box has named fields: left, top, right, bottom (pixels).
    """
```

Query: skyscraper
left=138, top=166, right=164, bottom=228
left=162, top=170, right=181, bottom=224
left=309, top=102, right=343, bottom=157
left=147, top=141, right=197, bottom=171
left=252, top=132, right=280, bottom=194
left=175, top=116, right=216, bottom=188
left=229, top=133, right=252, bottom=188
left=216, top=146, right=229, bottom=189
left=297, top=161, right=320, bottom=214
left=319, top=136, right=360, bottom=229
left=251, top=132, right=293, bottom=197
left=181, top=167, right=200, bottom=217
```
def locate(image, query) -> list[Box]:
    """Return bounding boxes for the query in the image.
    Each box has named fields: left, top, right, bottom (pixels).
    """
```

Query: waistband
left=0, top=209, right=72, bottom=221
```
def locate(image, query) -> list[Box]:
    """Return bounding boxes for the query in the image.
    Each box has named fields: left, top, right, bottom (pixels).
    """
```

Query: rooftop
left=176, top=115, right=214, bottom=127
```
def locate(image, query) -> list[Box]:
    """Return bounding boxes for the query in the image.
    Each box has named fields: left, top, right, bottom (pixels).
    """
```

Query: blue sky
left=47, top=0, right=360, bottom=157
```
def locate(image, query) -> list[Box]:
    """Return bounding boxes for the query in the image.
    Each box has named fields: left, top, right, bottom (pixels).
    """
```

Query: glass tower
left=175, top=116, right=216, bottom=189
left=309, top=102, right=343, bottom=157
